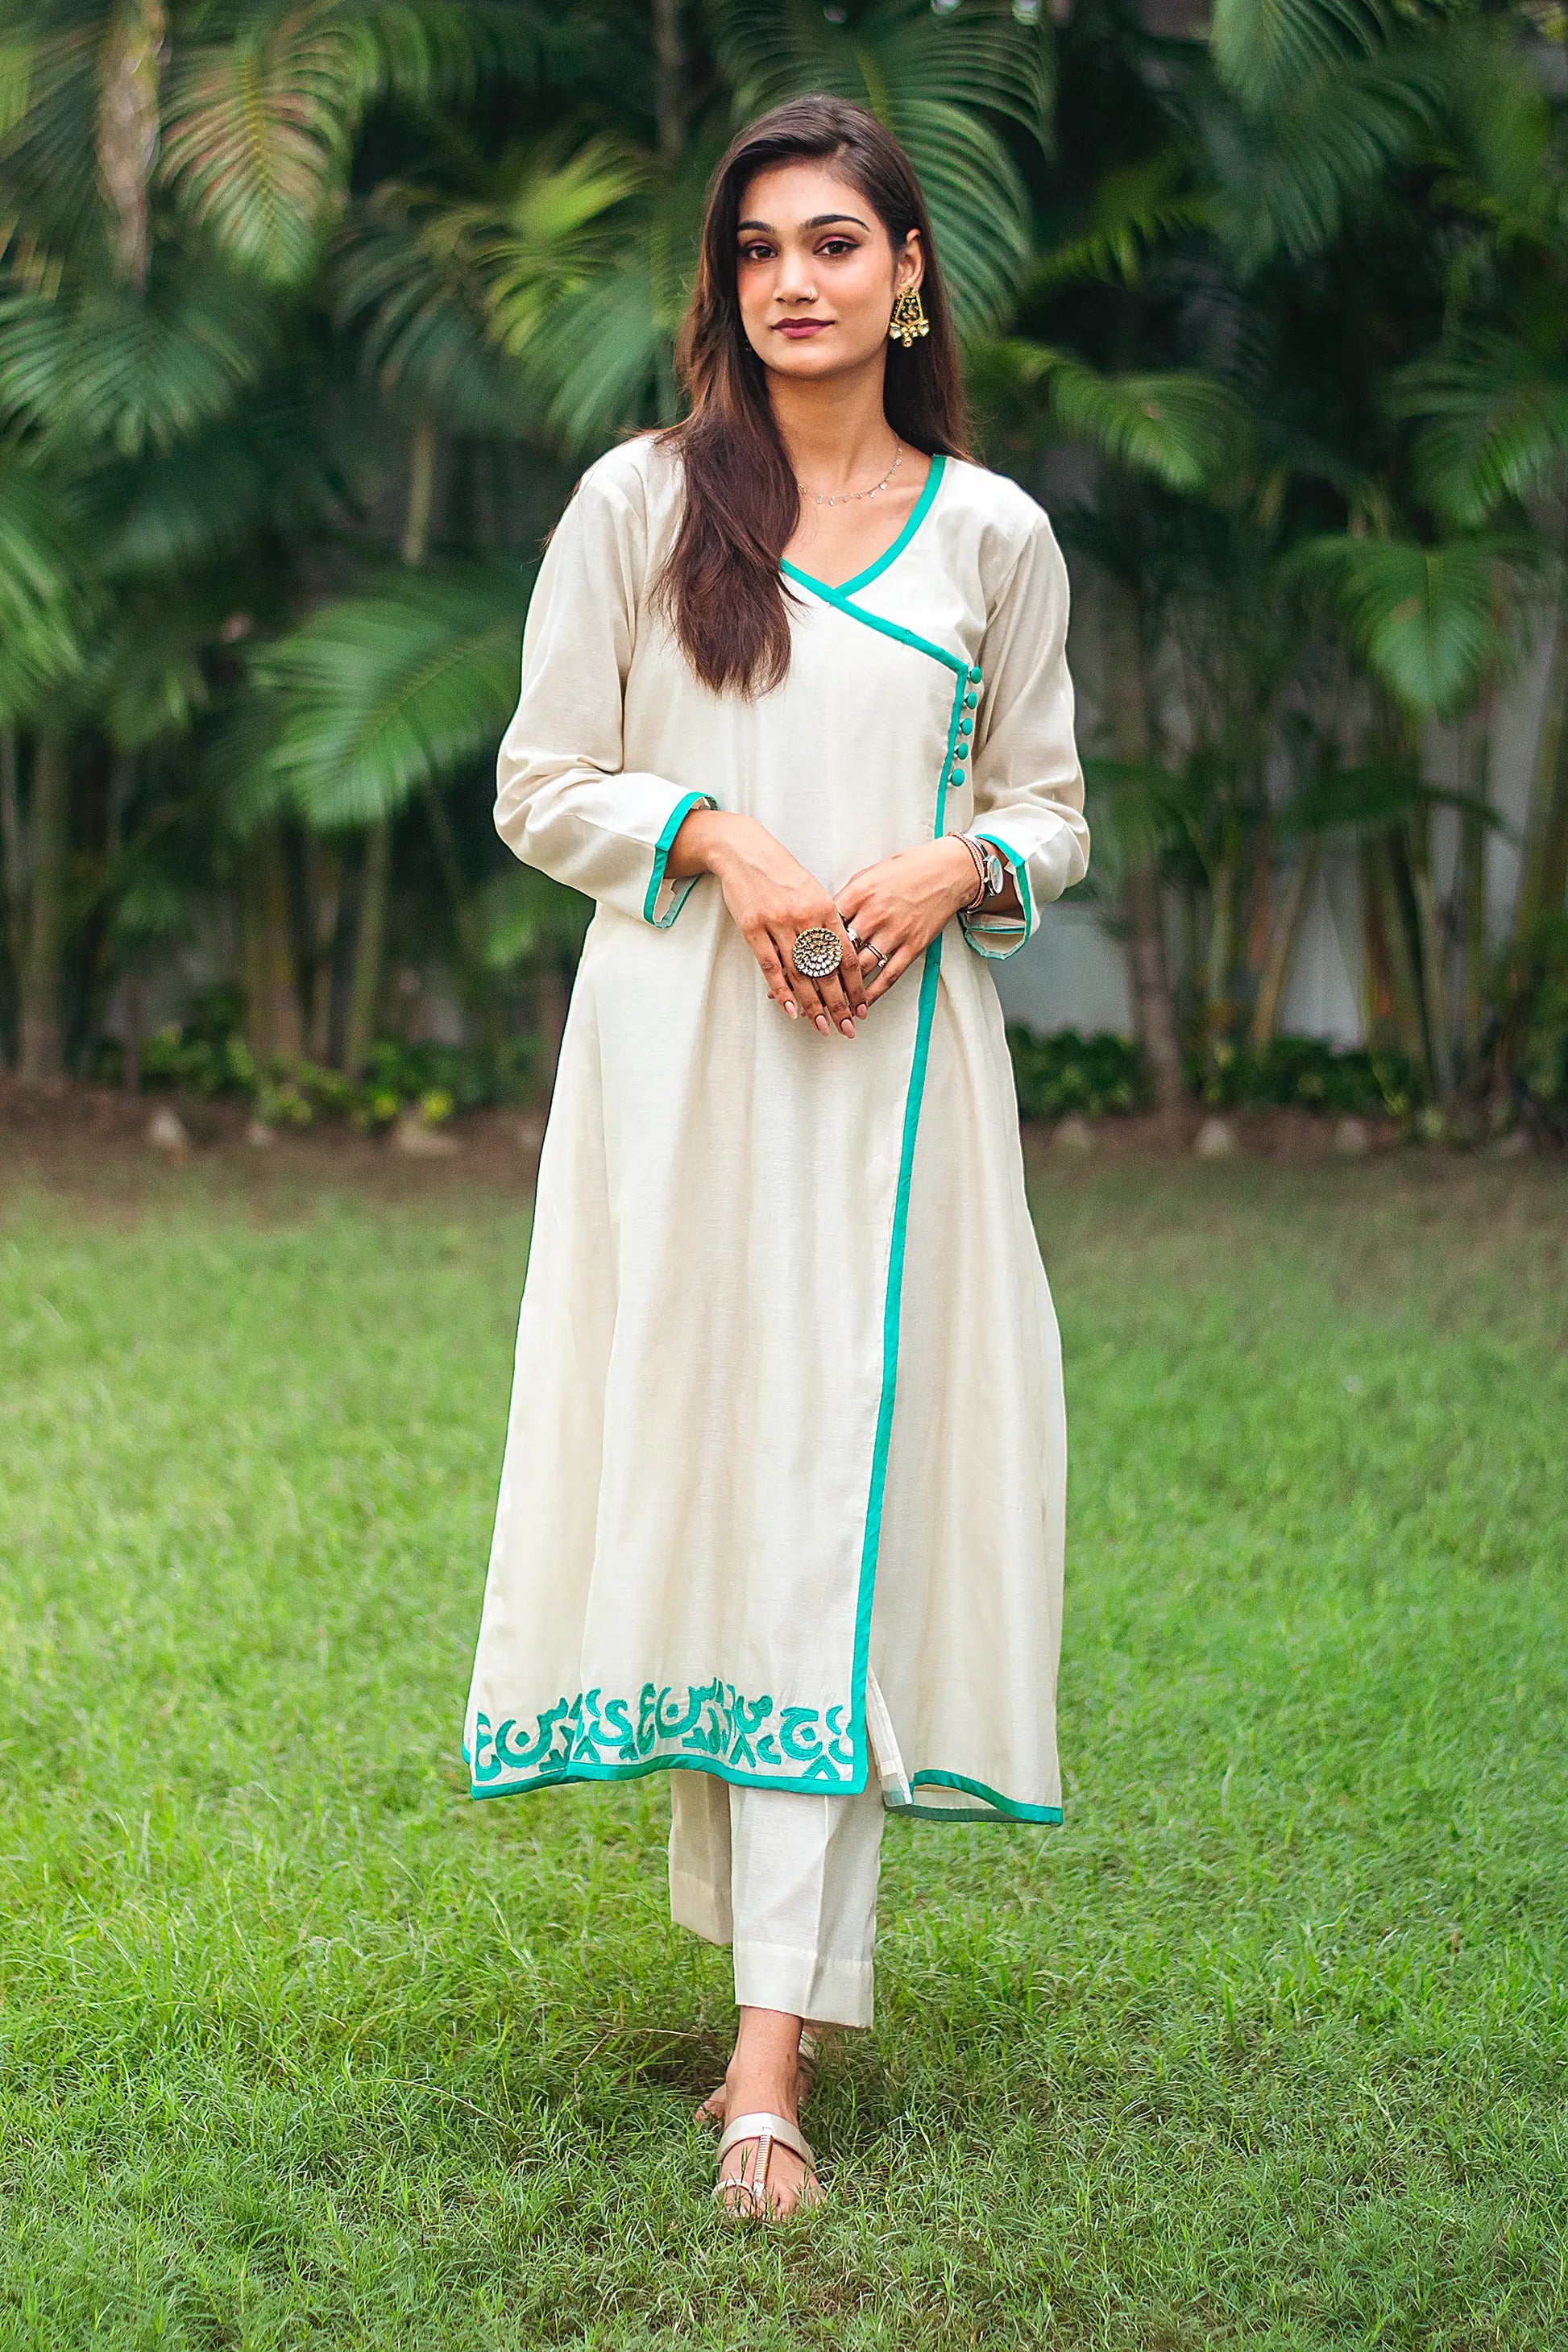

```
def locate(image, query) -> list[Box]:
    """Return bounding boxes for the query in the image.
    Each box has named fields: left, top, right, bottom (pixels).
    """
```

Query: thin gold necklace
left=797, top=439, right=903, bottom=507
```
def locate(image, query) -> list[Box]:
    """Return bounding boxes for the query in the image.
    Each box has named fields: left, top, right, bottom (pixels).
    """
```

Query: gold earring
left=887, top=283, right=929, bottom=349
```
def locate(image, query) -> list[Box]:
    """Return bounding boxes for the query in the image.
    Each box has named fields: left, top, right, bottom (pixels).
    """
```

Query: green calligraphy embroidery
left=469, top=1682, right=856, bottom=1792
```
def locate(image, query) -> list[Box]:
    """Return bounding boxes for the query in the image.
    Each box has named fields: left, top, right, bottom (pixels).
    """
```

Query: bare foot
left=713, top=2008, right=822, bottom=2221
left=696, top=2037, right=814, bottom=2128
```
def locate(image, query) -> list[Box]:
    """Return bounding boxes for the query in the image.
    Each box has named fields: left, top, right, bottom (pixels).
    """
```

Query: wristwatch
left=959, top=833, right=1005, bottom=908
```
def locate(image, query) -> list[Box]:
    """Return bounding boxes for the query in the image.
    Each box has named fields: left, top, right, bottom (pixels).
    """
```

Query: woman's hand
left=666, top=807, right=865, bottom=1038
left=836, top=838, right=993, bottom=1007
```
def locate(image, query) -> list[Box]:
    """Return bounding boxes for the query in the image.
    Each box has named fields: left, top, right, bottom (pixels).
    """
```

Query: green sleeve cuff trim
left=643, top=791, right=716, bottom=927
left=959, top=833, right=1035, bottom=960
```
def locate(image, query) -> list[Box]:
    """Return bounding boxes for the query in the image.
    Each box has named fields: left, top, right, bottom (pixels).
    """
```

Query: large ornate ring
left=792, top=927, right=843, bottom=978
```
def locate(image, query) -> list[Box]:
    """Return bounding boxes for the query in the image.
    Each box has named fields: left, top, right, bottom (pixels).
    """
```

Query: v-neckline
left=782, top=451, right=947, bottom=600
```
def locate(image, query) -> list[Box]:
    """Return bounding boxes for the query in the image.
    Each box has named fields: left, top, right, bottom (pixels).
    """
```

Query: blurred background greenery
left=1, top=0, right=1566, bottom=1141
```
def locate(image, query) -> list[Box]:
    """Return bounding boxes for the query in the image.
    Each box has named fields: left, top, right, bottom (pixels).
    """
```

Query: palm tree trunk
left=402, top=419, right=436, bottom=570
left=1405, top=805, right=1454, bottom=1100
left=1513, top=601, right=1568, bottom=945
left=1098, top=575, right=1184, bottom=1120
left=344, top=819, right=391, bottom=1079
left=19, top=736, right=69, bottom=1081
left=1459, top=720, right=1490, bottom=1068
left=304, top=836, right=342, bottom=1064
left=652, top=0, right=685, bottom=162
left=1250, top=841, right=1318, bottom=1054
left=97, top=0, right=167, bottom=290
left=122, top=972, right=143, bottom=1095
left=1205, top=838, right=1240, bottom=1077
left=0, top=726, right=24, bottom=1055
left=240, top=828, right=303, bottom=1062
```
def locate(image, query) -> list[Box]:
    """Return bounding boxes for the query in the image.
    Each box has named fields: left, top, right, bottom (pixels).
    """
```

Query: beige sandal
left=712, top=2109, right=824, bottom=2221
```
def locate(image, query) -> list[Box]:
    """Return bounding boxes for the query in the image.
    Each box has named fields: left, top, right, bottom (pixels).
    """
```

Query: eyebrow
left=736, top=213, right=871, bottom=234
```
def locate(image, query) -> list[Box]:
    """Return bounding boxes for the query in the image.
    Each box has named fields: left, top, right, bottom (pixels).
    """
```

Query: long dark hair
left=650, top=95, right=974, bottom=699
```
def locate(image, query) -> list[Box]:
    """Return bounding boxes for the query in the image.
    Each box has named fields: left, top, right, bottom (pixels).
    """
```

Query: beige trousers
left=667, top=1769, right=887, bottom=2029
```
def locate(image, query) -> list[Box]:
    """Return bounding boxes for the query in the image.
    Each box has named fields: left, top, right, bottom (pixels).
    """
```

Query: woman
left=463, top=93, right=1090, bottom=2221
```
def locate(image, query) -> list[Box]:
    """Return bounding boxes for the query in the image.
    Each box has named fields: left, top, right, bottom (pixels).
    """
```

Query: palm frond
left=973, top=342, right=1254, bottom=494
left=0, top=2, right=105, bottom=265
left=0, top=251, right=276, bottom=456
left=712, top=0, right=1051, bottom=145
left=889, top=98, right=1031, bottom=333
left=90, top=375, right=342, bottom=578
left=1396, top=330, right=1568, bottom=528
left=1021, top=156, right=1210, bottom=297
left=472, top=136, right=652, bottom=357
left=250, top=562, right=529, bottom=829
left=160, top=11, right=369, bottom=288
left=160, top=1, right=554, bottom=286
left=1290, top=532, right=1531, bottom=717
left=77, top=587, right=226, bottom=749
left=511, top=258, right=669, bottom=452
left=334, top=196, right=523, bottom=433
left=1209, top=0, right=1383, bottom=118
left=0, top=449, right=86, bottom=717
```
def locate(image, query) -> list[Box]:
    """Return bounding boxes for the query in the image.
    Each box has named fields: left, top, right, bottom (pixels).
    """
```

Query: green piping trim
left=779, top=566, right=966, bottom=679
left=786, top=453, right=947, bottom=599
left=643, top=790, right=715, bottom=927
left=960, top=830, right=1035, bottom=961
left=842, top=655, right=969, bottom=1790
left=896, top=1768, right=1064, bottom=1824
left=463, top=1740, right=1060, bottom=1822
left=463, top=1742, right=850, bottom=1803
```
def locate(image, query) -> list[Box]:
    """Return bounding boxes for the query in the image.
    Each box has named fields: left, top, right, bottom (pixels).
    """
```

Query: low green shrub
left=1510, top=915, right=1568, bottom=1139
left=1005, top=1025, right=1414, bottom=1119
left=92, top=990, right=538, bottom=1127
left=1006, top=1026, right=1149, bottom=1119
left=1194, top=1034, right=1417, bottom=1117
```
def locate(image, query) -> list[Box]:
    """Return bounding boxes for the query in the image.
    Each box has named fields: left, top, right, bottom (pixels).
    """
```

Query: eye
left=818, top=237, right=857, bottom=258
left=738, top=239, right=775, bottom=264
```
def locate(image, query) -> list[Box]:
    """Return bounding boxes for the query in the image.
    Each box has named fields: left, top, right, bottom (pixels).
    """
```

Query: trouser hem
left=733, top=1935, right=875, bottom=2031
left=670, top=1866, right=731, bottom=1948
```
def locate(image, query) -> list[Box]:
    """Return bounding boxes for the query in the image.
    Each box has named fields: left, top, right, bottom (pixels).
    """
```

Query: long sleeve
left=960, top=508, right=1090, bottom=960
left=494, top=457, right=715, bottom=927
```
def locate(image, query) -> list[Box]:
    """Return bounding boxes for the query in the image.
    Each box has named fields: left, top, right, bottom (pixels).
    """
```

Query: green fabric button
left=969, top=665, right=981, bottom=682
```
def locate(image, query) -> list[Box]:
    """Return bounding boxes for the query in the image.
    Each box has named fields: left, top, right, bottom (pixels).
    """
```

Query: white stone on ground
left=1053, top=1114, right=1095, bottom=1154
left=393, top=1107, right=460, bottom=1158
left=1193, top=1114, right=1237, bottom=1158
left=146, top=1105, right=191, bottom=1156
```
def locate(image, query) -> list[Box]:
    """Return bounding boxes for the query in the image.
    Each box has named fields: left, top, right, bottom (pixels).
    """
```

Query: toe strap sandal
left=712, top=2110, right=823, bottom=2221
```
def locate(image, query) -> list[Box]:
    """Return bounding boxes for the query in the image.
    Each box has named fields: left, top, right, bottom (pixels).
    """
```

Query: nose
left=775, top=248, right=819, bottom=305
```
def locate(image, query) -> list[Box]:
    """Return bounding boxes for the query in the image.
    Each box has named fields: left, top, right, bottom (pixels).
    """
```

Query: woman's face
left=733, top=160, right=922, bottom=383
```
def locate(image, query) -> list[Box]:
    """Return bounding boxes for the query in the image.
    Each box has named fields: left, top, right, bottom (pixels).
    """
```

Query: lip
left=775, top=319, right=830, bottom=338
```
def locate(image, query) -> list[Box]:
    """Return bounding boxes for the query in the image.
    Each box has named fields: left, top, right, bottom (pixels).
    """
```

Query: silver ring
left=867, top=942, right=889, bottom=971
left=792, top=927, right=842, bottom=978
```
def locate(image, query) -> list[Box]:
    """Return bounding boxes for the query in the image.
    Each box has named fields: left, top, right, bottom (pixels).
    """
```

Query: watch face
left=984, top=848, right=1003, bottom=898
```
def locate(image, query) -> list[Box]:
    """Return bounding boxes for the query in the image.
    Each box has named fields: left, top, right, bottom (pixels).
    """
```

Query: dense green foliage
left=1, top=1157, right=1563, bottom=2346
left=0, top=0, right=1565, bottom=1120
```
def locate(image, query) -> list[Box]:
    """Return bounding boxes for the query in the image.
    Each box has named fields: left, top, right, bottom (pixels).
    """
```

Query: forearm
left=665, top=804, right=753, bottom=881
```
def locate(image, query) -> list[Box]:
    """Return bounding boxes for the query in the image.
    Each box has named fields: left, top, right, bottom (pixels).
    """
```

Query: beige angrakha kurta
left=463, top=433, right=1090, bottom=1824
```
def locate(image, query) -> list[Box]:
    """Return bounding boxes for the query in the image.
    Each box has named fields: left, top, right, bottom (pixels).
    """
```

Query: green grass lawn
left=1, top=1147, right=1564, bottom=2350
